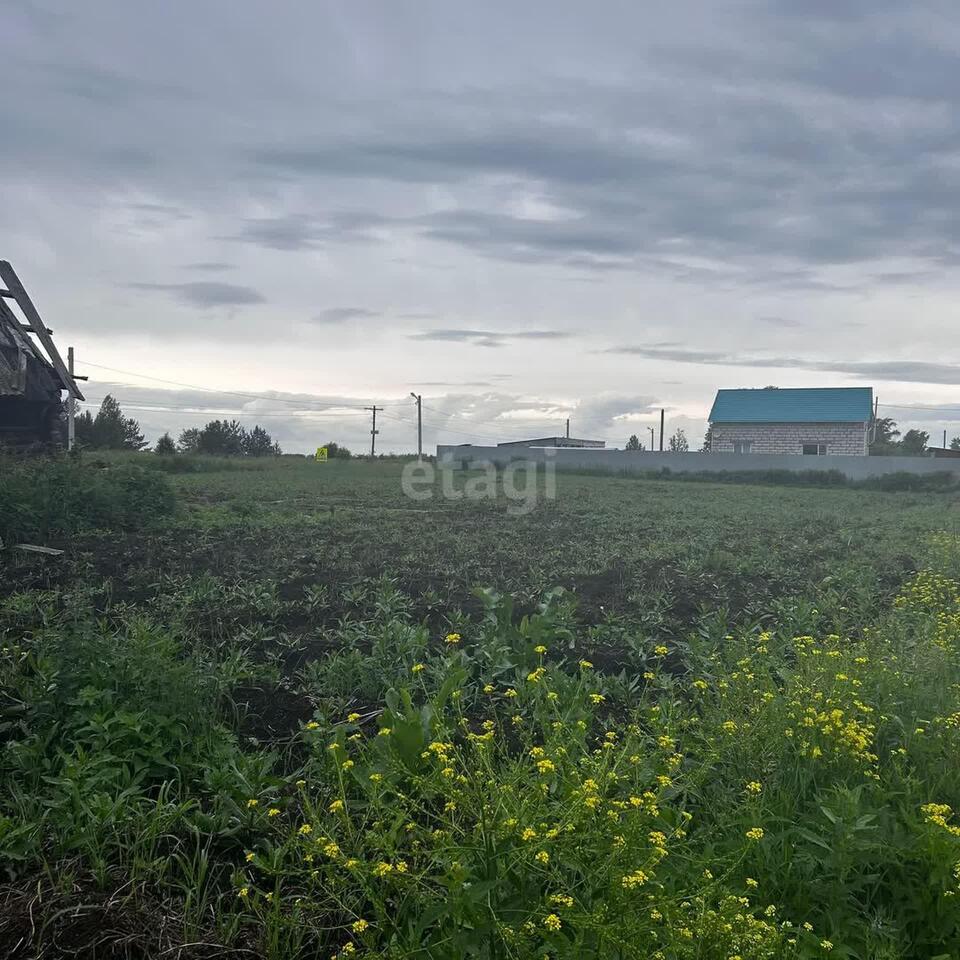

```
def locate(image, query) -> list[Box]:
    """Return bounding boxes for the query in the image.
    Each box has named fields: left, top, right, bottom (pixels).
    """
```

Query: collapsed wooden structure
left=0, top=261, right=84, bottom=449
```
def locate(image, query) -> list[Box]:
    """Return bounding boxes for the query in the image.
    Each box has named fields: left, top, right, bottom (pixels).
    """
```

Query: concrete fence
left=436, top=445, right=959, bottom=482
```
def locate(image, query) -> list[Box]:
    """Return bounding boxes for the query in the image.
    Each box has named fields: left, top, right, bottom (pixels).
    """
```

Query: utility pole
left=410, top=393, right=422, bottom=459
left=648, top=426, right=655, bottom=451
left=365, top=405, right=382, bottom=458
left=67, top=346, right=76, bottom=452
left=659, top=408, right=665, bottom=452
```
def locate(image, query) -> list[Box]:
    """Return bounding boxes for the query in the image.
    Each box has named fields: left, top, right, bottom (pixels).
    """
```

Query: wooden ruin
left=0, top=260, right=84, bottom=449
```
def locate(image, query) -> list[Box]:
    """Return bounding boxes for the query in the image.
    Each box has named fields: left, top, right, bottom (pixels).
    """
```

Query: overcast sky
left=3, top=0, right=960, bottom=452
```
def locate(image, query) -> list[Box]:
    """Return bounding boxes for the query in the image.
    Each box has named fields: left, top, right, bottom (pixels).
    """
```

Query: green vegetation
left=2, top=456, right=960, bottom=958
left=75, top=394, right=147, bottom=451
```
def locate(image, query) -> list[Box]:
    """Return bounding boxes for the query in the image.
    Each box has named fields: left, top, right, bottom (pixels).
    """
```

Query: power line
left=77, top=398, right=370, bottom=420
left=80, top=360, right=383, bottom=411
left=877, top=401, right=960, bottom=413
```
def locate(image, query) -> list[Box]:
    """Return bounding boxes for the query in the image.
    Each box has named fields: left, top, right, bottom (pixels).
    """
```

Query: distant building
left=708, top=387, right=873, bottom=457
left=497, top=436, right=606, bottom=449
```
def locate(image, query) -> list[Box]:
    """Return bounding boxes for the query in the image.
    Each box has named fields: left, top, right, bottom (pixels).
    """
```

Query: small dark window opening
left=802, top=443, right=828, bottom=456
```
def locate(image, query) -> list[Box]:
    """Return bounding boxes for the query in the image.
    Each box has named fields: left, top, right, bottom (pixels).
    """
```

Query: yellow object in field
left=315, top=446, right=328, bottom=462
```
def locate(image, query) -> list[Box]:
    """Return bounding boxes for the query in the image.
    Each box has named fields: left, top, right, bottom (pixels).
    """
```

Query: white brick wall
left=711, top=422, right=869, bottom=456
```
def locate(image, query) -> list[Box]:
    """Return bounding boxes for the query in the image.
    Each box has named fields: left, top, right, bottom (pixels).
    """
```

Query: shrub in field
left=237, top=663, right=804, bottom=959
left=0, top=456, right=174, bottom=543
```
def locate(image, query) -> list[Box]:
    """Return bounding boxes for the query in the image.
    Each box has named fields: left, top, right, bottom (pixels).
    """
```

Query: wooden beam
left=0, top=261, right=84, bottom=401
left=19, top=323, right=53, bottom=334
left=0, top=289, right=13, bottom=298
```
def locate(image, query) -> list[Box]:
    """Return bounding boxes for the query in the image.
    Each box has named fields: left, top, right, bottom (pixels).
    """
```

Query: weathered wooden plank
left=13, top=544, right=65, bottom=556
left=0, top=261, right=84, bottom=400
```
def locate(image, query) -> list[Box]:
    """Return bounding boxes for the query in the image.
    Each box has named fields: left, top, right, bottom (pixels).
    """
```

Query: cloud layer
left=2, top=1, right=959, bottom=451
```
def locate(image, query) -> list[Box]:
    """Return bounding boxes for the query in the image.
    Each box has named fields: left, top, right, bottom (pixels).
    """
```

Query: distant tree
left=77, top=395, right=146, bottom=450
left=75, top=409, right=96, bottom=447
left=625, top=434, right=642, bottom=451
left=700, top=425, right=713, bottom=452
left=951, top=436, right=960, bottom=451
left=869, top=417, right=901, bottom=455
left=243, top=424, right=275, bottom=457
left=900, top=429, right=929, bottom=455
left=196, top=419, right=246, bottom=456
left=324, top=441, right=352, bottom=460
left=178, top=421, right=280, bottom=456
left=668, top=428, right=689, bottom=453
left=154, top=432, right=176, bottom=455
left=178, top=427, right=201, bottom=454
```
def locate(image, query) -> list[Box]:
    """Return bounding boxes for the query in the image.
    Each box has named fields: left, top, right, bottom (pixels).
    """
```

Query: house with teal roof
left=707, top=387, right=874, bottom=456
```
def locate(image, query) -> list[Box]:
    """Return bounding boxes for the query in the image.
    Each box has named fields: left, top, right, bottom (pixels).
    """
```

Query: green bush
left=0, top=456, right=175, bottom=543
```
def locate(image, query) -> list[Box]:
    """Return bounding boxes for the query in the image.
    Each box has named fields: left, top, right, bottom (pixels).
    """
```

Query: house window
left=802, top=443, right=828, bottom=456
left=732, top=440, right=752, bottom=454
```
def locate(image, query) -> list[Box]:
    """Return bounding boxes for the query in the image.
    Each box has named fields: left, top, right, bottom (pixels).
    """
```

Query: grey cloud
left=409, top=328, right=572, bottom=348
left=226, top=213, right=386, bottom=251
left=45, top=62, right=186, bottom=105
left=252, top=128, right=659, bottom=187
left=311, top=307, right=379, bottom=325
left=183, top=261, right=233, bottom=272
left=129, top=281, right=265, bottom=307
left=757, top=315, right=801, bottom=328
left=604, top=344, right=960, bottom=385
left=420, top=380, right=492, bottom=387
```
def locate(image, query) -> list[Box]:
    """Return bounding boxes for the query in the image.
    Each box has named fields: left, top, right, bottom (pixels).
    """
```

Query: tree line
left=867, top=419, right=956, bottom=456
left=76, top=395, right=282, bottom=456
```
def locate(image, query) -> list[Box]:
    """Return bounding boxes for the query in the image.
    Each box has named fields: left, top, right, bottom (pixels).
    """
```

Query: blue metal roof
left=709, top=387, right=873, bottom=423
